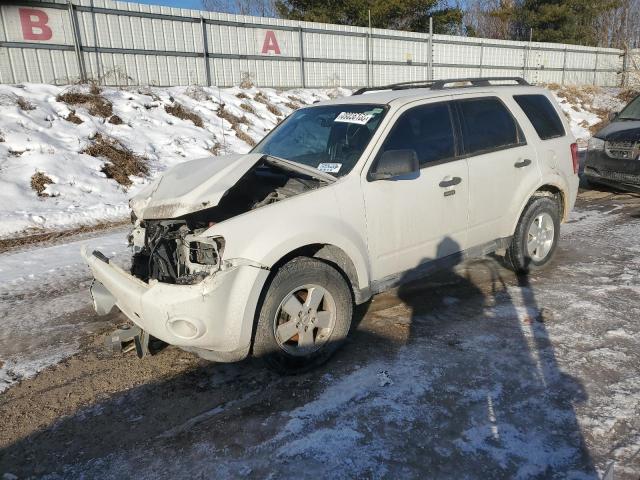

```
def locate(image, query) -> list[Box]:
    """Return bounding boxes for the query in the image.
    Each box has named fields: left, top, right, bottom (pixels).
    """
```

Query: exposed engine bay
left=129, top=160, right=327, bottom=285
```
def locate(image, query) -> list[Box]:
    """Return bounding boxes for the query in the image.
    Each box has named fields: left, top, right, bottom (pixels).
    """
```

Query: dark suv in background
left=585, top=93, right=640, bottom=192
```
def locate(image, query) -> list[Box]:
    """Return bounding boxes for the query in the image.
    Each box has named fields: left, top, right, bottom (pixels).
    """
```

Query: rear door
left=361, top=98, right=469, bottom=282
left=454, top=95, right=540, bottom=246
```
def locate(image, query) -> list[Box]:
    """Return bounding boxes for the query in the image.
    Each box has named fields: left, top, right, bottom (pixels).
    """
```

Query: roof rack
left=352, top=77, right=530, bottom=95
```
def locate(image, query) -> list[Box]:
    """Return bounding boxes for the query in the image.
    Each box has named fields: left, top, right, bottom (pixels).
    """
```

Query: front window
left=618, top=95, right=640, bottom=120
left=253, top=104, right=387, bottom=177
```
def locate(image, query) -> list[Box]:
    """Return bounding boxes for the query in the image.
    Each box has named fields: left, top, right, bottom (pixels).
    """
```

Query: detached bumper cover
left=81, top=247, right=269, bottom=360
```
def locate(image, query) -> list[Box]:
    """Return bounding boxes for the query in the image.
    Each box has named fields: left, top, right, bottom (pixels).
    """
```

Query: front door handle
left=439, top=176, right=462, bottom=188
left=514, top=159, right=532, bottom=168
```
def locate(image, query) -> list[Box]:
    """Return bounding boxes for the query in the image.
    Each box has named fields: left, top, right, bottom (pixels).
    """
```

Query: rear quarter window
left=513, top=94, right=565, bottom=140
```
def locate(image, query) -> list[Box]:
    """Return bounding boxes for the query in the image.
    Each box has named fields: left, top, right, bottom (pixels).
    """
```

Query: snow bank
left=547, top=85, right=627, bottom=148
left=0, top=83, right=349, bottom=239
left=0, top=82, right=625, bottom=239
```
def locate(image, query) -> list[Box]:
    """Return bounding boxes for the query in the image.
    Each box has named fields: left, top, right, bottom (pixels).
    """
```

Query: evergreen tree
left=517, top=0, right=620, bottom=45
left=275, top=0, right=463, bottom=34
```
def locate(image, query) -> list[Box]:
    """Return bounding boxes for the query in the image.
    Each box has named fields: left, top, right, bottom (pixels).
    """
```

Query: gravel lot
left=0, top=188, right=639, bottom=479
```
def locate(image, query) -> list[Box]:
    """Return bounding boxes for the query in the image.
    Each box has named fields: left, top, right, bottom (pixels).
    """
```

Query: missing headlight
left=189, top=241, right=219, bottom=265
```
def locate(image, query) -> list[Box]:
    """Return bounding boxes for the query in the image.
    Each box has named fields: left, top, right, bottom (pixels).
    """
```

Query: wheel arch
left=511, top=183, right=567, bottom=235
left=266, top=243, right=371, bottom=305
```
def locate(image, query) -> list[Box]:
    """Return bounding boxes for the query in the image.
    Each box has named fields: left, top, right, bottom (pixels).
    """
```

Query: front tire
left=253, top=257, right=353, bottom=374
left=506, top=196, right=561, bottom=273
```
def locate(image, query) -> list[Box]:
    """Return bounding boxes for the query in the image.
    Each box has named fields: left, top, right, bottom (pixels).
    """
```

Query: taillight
left=570, top=143, right=579, bottom=175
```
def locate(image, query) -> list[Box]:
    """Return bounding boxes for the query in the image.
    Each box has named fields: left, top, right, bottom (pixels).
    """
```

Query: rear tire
left=506, top=196, right=560, bottom=273
left=253, top=257, right=353, bottom=374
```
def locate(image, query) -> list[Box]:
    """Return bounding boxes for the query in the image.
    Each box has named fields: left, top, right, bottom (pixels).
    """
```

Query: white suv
left=83, top=77, right=579, bottom=372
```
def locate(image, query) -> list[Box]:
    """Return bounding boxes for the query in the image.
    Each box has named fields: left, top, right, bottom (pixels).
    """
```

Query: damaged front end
left=127, top=155, right=329, bottom=286
left=129, top=220, right=225, bottom=286
left=83, top=153, right=331, bottom=360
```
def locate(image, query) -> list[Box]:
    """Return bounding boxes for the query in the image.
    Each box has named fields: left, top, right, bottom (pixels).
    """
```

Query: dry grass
left=239, top=71, right=254, bottom=89
left=165, top=103, right=204, bottom=128
left=253, top=92, right=282, bottom=116
left=108, top=115, right=123, bottom=125
left=235, top=92, right=249, bottom=99
left=65, top=110, right=83, bottom=125
left=217, top=104, right=247, bottom=126
left=617, top=87, right=640, bottom=104
left=185, top=85, right=210, bottom=102
left=17, top=96, right=35, bottom=111
left=217, top=104, right=254, bottom=146
left=234, top=126, right=256, bottom=146
left=82, top=134, right=148, bottom=187
left=57, top=90, right=113, bottom=117
left=208, top=142, right=223, bottom=156
left=0, top=219, right=129, bottom=254
left=284, top=101, right=300, bottom=110
left=30, top=172, right=54, bottom=197
left=240, top=102, right=256, bottom=114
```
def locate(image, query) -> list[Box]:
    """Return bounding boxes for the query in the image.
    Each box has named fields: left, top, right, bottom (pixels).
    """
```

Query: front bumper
left=584, top=150, right=640, bottom=190
left=81, top=247, right=269, bottom=361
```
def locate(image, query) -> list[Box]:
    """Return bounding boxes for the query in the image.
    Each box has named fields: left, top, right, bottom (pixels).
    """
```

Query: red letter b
left=20, top=8, right=53, bottom=41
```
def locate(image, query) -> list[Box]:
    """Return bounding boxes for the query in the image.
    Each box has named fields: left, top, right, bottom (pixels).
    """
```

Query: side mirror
left=608, top=111, right=619, bottom=122
left=369, top=149, right=419, bottom=181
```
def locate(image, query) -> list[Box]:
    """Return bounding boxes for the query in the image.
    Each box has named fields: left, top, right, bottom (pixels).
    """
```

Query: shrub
left=31, top=172, right=54, bottom=196
left=164, top=103, right=204, bottom=128
left=82, top=134, right=148, bottom=187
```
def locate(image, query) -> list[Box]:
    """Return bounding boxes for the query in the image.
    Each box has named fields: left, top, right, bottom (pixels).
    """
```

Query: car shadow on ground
left=0, top=238, right=598, bottom=478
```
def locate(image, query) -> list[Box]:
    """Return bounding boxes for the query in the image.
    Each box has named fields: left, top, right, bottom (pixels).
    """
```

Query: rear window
left=514, top=94, right=565, bottom=140
left=457, top=97, right=525, bottom=155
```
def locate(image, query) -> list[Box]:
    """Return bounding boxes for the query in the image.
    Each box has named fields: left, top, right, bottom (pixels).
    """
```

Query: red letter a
left=261, top=31, right=281, bottom=55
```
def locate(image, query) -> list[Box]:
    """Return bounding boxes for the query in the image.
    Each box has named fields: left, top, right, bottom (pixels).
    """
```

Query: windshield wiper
left=262, top=155, right=337, bottom=183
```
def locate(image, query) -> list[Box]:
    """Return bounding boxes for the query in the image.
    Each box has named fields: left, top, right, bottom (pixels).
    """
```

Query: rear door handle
left=439, top=176, right=462, bottom=188
left=514, top=159, right=532, bottom=168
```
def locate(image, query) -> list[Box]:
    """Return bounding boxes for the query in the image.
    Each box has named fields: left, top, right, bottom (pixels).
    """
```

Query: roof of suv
left=318, top=77, right=549, bottom=107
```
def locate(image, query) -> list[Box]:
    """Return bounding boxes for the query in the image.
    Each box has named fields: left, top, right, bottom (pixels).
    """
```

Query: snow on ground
left=0, top=230, right=129, bottom=392
left=0, top=82, right=626, bottom=239
left=0, top=83, right=348, bottom=239
left=25, top=201, right=638, bottom=479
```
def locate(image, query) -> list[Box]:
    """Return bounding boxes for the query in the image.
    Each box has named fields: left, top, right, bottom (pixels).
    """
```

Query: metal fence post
left=620, top=49, right=628, bottom=87
left=365, top=33, right=370, bottom=87
left=592, top=50, right=598, bottom=85
left=298, top=27, right=305, bottom=88
left=67, top=0, right=86, bottom=82
left=478, top=40, right=484, bottom=77
left=200, top=17, right=211, bottom=86
left=561, top=46, right=567, bottom=85
left=427, top=17, right=433, bottom=81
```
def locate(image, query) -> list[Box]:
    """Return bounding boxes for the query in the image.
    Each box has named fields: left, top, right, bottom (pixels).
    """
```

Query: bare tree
left=463, top=0, right=517, bottom=39
left=202, top=0, right=277, bottom=17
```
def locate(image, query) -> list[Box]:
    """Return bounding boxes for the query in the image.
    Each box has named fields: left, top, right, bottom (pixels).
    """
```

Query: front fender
left=202, top=188, right=372, bottom=290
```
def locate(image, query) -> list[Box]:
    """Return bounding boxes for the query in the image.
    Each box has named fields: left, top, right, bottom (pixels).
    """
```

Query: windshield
left=618, top=95, right=640, bottom=120
left=253, top=104, right=387, bottom=177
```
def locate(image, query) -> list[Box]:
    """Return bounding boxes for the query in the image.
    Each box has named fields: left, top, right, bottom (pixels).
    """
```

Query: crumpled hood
left=130, top=153, right=264, bottom=220
left=595, top=120, right=640, bottom=142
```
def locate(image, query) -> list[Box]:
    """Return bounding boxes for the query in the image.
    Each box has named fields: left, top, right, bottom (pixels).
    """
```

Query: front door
left=361, top=99, right=469, bottom=283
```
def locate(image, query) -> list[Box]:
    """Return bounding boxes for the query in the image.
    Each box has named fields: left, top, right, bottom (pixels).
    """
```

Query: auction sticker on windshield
left=335, top=112, right=374, bottom=125
left=317, top=163, right=342, bottom=173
